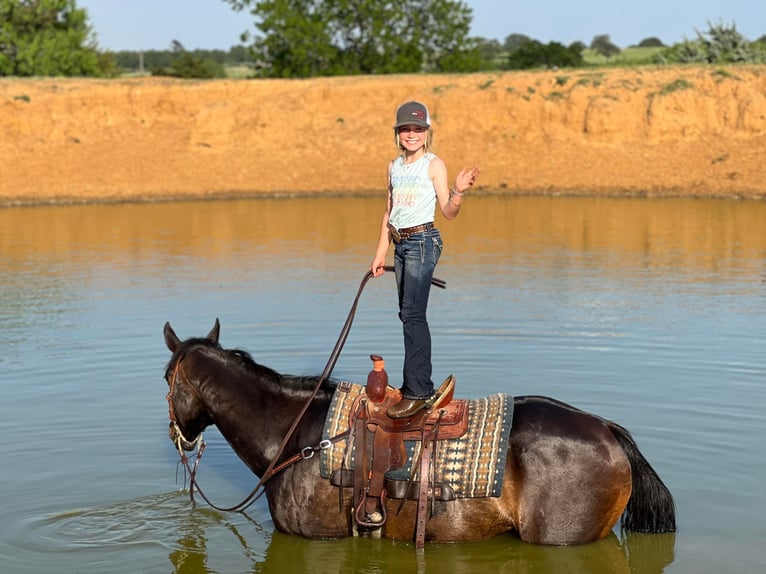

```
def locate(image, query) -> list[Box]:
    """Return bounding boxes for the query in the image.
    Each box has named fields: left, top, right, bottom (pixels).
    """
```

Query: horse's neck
left=204, top=373, right=330, bottom=474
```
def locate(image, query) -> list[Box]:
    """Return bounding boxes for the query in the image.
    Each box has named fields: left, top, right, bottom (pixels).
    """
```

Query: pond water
left=1, top=195, right=764, bottom=573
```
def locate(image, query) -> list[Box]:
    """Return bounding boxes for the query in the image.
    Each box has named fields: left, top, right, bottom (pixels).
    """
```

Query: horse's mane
left=165, top=337, right=337, bottom=400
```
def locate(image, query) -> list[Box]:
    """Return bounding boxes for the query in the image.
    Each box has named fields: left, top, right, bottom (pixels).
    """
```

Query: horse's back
left=506, top=396, right=633, bottom=545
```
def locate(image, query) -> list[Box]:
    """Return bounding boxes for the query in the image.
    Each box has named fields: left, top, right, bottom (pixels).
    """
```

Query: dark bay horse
left=163, top=319, right=675, bottom=545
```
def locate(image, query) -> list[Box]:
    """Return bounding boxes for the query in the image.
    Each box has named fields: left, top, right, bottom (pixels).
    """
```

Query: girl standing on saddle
left=369, top=101, right=479, bottom=419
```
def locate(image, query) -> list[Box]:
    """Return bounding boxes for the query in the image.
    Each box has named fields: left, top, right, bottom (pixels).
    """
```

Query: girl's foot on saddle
left=386, top=375, right=455, bottom=419
left=386, top=396, right=431, bottom=419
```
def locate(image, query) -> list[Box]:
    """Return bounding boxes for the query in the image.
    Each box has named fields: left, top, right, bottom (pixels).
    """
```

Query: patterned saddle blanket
left=320, top=382, right=514, bottom=498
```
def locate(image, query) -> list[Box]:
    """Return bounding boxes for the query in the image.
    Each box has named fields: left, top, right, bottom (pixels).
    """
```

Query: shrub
left=655, top=21, right=766, bottom=64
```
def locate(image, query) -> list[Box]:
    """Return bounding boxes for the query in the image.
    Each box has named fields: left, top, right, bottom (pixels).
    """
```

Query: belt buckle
left=389, top=225, right=402, bottom=243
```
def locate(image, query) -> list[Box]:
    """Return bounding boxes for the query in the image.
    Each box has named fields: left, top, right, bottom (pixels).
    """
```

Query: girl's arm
left=432, top=159, right=479, bottom=220
left=370, top=161, right=394, bottom=277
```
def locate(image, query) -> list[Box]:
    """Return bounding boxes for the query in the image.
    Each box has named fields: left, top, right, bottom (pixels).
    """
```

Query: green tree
left=0, top=0, right=114, bottom=76
left=590, top=34, right=620, bottom=58
left=151, top=41, right=226, bottom=78
left=507, top=39, right=583, bottom=70
left=474, top=37, right=503, bottom=70
left=228, top=44, right=253, bottom=64
left=223, top=0, right=479, bottom=77
left=503, top=33, right=532, bottom=52
left=638, top=37, right=665, bottom=47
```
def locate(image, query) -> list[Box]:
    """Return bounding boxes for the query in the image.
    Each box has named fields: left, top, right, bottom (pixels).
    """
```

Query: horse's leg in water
left=505, top=397, right=632, bottom=545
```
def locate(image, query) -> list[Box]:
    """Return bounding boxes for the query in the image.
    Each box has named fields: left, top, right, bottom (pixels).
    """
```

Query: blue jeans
left=393, top=228, right=443, bottom=399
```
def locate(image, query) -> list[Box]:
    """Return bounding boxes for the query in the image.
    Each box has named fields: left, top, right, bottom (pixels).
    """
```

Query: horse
left=162, top=319, right=676, bottom=545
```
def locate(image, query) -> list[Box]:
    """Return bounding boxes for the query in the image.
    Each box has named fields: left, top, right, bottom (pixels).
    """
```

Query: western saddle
left=330, top=369, right=468, bottom=548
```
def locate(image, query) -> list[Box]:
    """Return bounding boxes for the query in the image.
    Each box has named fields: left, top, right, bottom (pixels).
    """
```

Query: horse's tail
left=607, top=420, right=676, bottom=533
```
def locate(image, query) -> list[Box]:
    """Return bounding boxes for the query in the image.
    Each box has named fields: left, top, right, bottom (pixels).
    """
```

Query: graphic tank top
left=388, top=152, right=436, bottom=230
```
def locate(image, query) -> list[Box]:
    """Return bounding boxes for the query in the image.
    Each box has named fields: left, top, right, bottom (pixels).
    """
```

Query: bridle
left=164, top=268, right=445, bottom=512
left=166, top=360, right=205, bottom=444
left=166, top=359, right=207, bottom=494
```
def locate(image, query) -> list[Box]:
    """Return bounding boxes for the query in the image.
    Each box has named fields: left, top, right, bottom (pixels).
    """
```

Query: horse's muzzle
left=169, top=421, right=197, bottom=451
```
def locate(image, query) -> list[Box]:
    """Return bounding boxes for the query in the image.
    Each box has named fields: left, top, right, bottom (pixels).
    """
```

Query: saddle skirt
left=321, top=382, right=514, bottom=498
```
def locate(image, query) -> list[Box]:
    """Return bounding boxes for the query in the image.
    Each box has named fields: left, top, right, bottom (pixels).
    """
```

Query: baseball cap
left=394, top=101, right=431, bottom=129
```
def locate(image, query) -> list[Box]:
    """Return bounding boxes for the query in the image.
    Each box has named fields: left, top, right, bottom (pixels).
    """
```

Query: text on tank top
left=388, top=152, right=437, bottom=230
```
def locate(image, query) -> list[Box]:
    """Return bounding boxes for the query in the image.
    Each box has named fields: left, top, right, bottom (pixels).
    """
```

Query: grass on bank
left=582, top=46, right=665, bottom=66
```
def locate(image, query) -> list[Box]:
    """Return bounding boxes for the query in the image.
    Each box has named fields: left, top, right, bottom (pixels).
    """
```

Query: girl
left=369, top=101, right=479, bottom=419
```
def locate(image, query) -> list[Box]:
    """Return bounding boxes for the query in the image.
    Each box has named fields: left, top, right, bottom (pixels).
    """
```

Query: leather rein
left=166, top=267, right=445, bottom=512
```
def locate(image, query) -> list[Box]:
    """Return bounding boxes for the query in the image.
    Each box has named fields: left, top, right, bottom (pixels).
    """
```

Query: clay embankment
left=1, top=66, right=765, bottom=205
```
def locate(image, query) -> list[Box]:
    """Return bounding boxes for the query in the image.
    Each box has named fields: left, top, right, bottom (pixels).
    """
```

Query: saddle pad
left=320, top=383, right=514, bottom=498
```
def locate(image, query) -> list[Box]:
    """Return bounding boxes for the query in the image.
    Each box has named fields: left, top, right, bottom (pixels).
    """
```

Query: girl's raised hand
left=456, top=166, right=480, bottom=193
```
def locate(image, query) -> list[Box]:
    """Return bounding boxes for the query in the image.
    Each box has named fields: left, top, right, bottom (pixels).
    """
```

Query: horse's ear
left=164, top=321, right=181, bottom=353
left=207, top=318, right=220, bottom=343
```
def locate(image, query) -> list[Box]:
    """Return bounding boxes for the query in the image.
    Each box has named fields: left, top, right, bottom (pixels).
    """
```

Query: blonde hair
left=394, top=127, right=434, bottom=154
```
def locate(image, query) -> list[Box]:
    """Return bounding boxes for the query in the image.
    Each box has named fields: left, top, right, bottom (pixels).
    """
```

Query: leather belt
left=389, top=222, right=434, bottom=243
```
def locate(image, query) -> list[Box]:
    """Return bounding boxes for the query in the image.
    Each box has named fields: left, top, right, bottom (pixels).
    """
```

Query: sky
left=77, top=0, right=764, bottom=52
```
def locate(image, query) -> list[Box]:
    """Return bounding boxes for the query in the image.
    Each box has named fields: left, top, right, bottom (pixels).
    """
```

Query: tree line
left=2, top=0, right=765, bottom=78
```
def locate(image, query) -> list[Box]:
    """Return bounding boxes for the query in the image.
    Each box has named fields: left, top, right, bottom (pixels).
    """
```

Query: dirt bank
left=1, top=66, right=765, bottom=205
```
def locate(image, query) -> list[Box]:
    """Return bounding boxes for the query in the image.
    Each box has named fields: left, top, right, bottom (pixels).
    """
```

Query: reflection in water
left=250, top=527, right=675, bottom=574
left=2, top=196, right=764, bottom=350
left=168, top=509, right=213, bottom=574
left=168, top=506, right=271, bottom=574
left=22, top=490, right=676, bottom=574
left=622, top=530, right=677, bottom=573
left=170, top=536, right=207, bottom=574
left=2, top=196, right=765, bottom=276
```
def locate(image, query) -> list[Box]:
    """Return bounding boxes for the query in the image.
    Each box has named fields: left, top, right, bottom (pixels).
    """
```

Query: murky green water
left=1, top=195, right=764, bottom=573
